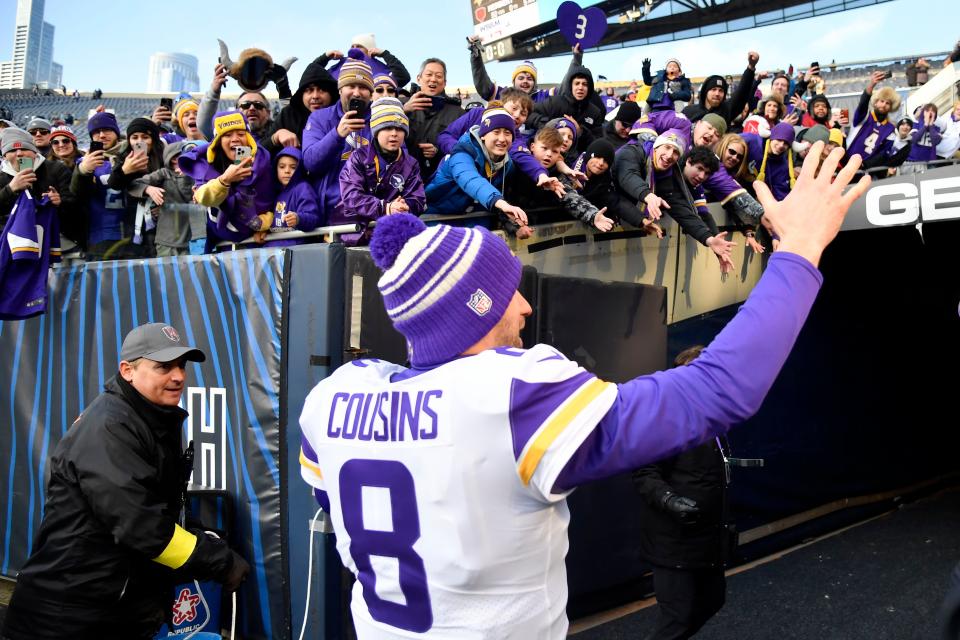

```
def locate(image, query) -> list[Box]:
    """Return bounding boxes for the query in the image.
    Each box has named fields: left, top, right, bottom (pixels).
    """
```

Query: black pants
left=646, top=565, right=726, bottom=640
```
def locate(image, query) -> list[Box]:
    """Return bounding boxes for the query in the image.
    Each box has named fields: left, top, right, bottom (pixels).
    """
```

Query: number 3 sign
left=557, top=1, right=608, bottom=49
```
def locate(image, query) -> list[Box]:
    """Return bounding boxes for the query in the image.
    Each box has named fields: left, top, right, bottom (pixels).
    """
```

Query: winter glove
left=267, top=64, right=292, bottom=101
left=667, top=80, right=681, bottom=94
left=223, top=549, right=250, bottom=592
left=660, top=491, right=700, bottom=523
left=642, top=58, right=651, bottom=73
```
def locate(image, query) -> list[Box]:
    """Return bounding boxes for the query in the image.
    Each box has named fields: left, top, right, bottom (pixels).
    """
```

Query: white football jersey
left=299, top=344, right=617, bottom=639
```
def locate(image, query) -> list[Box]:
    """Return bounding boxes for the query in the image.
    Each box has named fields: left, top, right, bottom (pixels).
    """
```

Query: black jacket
left=407, top=100, right=465, bottom=180
left=528, top=64, right=604, bottom=151
left=266, top=57, right=339, bottom=156
left=0, top=157, right=79, bottom=244
left=632, top=438, right=733, bottom=569
left=613, top=141, right=714, bottom=245
left=3, top=375, right=236, bottom=639
left=683, top=66, right=756, bottom=125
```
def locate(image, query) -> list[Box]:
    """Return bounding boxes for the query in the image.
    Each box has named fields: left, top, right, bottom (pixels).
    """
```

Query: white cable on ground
left=298, top=508, right=324, bottom=640
left=231, top=590, right=237, bottom=640
left=181, top=578, right=210, bottom=640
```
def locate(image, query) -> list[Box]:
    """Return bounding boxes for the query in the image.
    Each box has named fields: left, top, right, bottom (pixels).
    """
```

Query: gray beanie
left=26, top=117, right=52, bottom=132
left=1, top=127, right=39, bottom=155
left=162, top=140, right=200, bottom=167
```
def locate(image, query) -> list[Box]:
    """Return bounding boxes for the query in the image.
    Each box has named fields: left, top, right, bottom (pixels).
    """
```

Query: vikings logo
left=161, top=326, right=181, bottom=342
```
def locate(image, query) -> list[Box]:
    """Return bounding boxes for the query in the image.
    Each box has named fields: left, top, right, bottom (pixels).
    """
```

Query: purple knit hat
left=478, top=105, right=516, bottom=137
left=87, top=111, right=120, bottom=136
left=770, top=122, right=796, bottom=144
left=369, top=214, right=522, bottom=367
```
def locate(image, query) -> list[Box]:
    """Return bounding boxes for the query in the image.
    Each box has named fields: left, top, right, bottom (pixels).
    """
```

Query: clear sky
left=0, top=0, right=956, bottom=94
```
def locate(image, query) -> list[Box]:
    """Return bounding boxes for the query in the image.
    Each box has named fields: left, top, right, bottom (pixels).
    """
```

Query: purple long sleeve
left=553, top=252, right=823, bottom=491
left=302, top=105, right=345, bottom=176
left=437, top=109, right=482, bottom=156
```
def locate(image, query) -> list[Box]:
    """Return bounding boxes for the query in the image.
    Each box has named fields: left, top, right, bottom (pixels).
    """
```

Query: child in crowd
left=642, top=57, right=692, bottom=112
left=892, top=117, right=914, bottom=153
left=130, top=140, right=205, bottom=256
left=262, top=147, right=320, bottom=246
left=336, top=97, right=425, bottom=245
left=425, top=104, right=531, bottom=237
left=511, top=127, right=614, bottom=231
left=743, top=122, right=796, bottom=202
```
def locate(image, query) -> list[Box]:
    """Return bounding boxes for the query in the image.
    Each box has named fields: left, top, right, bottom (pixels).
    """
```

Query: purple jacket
left=301, top=100, right=373, bottom=219
left=265, top=147, right=321, bottom=247
left=743, top=133, right=792, bottom=202
left=907, top=121, right=942, bottom=162
left=178, top=141, right=276, bottom=247
left=334, top=143, right=426, bottom=245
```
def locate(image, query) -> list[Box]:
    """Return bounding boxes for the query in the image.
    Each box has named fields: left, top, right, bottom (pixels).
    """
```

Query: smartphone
left=233, top=145, right=251, bottom=164
left=89, top=140, right=104, bottom=153
left=159, top=97, right=173, bottom=110
left=430, top=95, right=447, bottom=111
left=17, top=156, right=33, bottom=172
left=347, top=97, right=368, bottom=118
left=132, top=140, right=148, bottom=155
left=840, top=108, right=850, bottom=121
left=882, top=70, right=894, bottom=80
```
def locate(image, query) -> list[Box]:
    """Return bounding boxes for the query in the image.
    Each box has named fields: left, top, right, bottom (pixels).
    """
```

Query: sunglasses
left=726, top=148, right=743, bottom=159
left=237, top=101, right=267, bottom=111
left=29, top=129, right=50, bottom=136
left=374, top=86, right=397, bottom=95
left=51, top=139, right=73, bottom=146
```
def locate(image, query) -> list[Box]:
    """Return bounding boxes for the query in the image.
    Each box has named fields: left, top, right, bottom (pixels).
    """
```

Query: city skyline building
left=0, top=0, right=62, bottom=90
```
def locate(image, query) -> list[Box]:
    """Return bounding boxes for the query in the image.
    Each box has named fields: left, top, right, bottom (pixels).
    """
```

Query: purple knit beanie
left=369, top=214, right=522, bottom=367
left=477, top=105, right=516, bottom=138
left=87, top=111, right=120, bottom=136
left=770, top=122, right=796, bottom=144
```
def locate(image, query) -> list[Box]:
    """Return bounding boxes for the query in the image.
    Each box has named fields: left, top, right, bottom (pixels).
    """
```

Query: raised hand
left=754, top=141, right=872, bottom=267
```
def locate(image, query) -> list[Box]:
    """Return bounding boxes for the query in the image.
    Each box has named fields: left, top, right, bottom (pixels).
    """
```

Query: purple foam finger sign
left=557, top=1, right=608, bottom=49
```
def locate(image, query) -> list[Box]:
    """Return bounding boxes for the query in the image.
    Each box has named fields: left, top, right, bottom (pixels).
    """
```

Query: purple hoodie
left=178, top=141, right=276, bottom=249
left=265, top=147, right=321, bottom=247
left=335, top=141, right=425, bottom=245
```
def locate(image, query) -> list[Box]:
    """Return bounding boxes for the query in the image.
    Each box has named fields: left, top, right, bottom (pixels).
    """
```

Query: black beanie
left=808, top=94, right=831, bottom=110
left=126, top=117, right=158, bottom=139
left=585, top=139, right=615, bottom=167
left=700, top=75, right=728, bottom=97
left=614, top=101, right=642, bottom=125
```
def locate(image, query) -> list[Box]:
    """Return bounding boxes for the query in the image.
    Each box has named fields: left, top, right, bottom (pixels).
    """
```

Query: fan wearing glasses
left=26, top=117, right=54, bottom=157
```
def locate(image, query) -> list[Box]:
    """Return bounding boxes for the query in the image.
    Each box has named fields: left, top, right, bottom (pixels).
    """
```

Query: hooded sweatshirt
left=178, top=141, right=276, bottom=250
left=682, top=67, right=756, bottom=125
left=264, top=147, right=320, bottom=247
left=335, top=140, right=426, bottom=245
left=528, top=66, right=604, bottom=150
left=424, top=127, right=514, bottom=215
left=743, top=132, right=793, bottom=202
left=265, top=59, right=339, bottom=156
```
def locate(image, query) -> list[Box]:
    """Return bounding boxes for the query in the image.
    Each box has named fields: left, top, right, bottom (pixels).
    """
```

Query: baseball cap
left=120, top=323, right=206, bottom=363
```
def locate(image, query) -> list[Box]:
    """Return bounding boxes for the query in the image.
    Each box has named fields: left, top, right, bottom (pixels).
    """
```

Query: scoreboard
left=471, top=0, right=604, bottom=60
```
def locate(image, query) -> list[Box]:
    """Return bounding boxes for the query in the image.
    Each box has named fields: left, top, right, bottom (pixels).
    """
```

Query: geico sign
left=865, top=176, right=960, bottom=226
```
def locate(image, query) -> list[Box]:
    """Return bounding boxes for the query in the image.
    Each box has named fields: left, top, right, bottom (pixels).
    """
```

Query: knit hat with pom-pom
left=369, top=213, right=522, bottom=366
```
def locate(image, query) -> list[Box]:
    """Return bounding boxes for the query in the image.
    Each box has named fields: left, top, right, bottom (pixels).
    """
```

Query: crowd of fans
left=1, top=33, right=959, bottom=293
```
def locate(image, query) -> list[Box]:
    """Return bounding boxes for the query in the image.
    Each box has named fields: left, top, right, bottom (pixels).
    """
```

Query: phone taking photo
left=17, top=156, right=33, bottom=172
left=159, top=97, right=173, bottom=110
left=347, top=97, right=368, bottom=118
left=233, top=145, right=252, bottom=164
left=89, top=140, right=104, bottom=153
left=132, top=140, right=148, bottom=155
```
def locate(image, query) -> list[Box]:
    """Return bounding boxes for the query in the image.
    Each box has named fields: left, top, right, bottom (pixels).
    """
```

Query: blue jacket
left=436, top=110, right=543, bottom=183
left=301, top=100, right=373, bottom=218
left=643, top=70, right=692, bottom=111
left=425, top=128, right=514, bottom=215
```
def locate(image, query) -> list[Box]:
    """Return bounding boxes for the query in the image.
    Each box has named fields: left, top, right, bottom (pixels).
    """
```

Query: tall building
left=0, top=0, right=63, bottom=89
left=147, top=53, right=199, bottom=93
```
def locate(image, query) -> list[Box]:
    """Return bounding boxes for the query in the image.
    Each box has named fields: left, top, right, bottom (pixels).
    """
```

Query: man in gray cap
left=3, top=323, right=250, bottom=640
left=26, top=117, right=53, bottom=156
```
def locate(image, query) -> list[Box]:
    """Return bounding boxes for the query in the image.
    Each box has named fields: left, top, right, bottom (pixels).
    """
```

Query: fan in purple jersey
left=846, top=70, right=903, bottom=171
